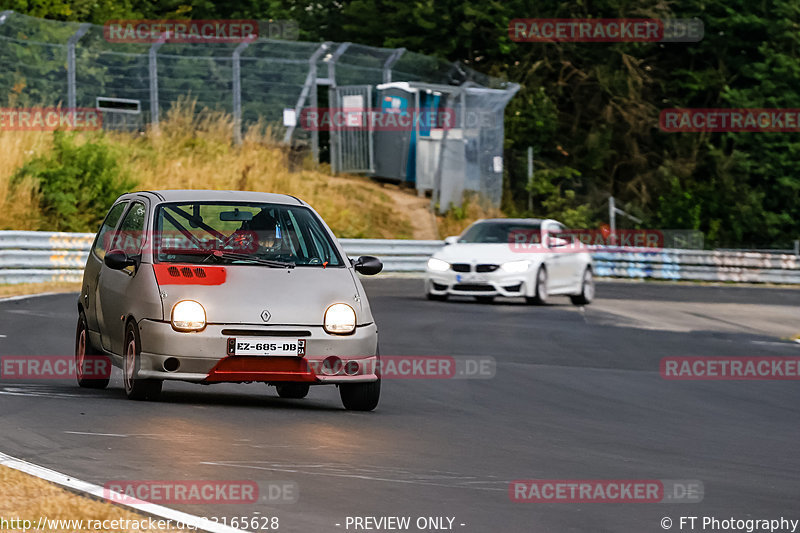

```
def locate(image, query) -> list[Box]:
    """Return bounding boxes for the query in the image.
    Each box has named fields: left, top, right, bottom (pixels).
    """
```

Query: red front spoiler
left=204, top=356, right=318, bottom=383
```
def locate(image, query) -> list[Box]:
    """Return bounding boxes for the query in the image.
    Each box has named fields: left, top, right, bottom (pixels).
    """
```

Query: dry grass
left=0, top=101, right=412, bottom=238
left=0, top=465, right=191, bottom=532
left=436, top=193, right=504, bottom=238
left=0, top=282, right=81, bottom=298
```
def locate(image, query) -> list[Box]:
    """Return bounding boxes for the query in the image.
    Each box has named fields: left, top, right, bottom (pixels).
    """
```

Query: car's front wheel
left=570, top=268, right=595, bottom=306
left=123, top=321, right=162, bottom=401
left=525, top=267, right=549, bottom=305
left=276, top=383, right=310, bottom=399
left=339, top=379, right=381, bottom=411
left=75, top=310, right=110, bottom=389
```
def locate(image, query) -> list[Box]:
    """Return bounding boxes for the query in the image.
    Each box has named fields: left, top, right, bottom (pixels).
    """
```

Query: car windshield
left=153, top=202, right=343, bottom=267
left=459, top=222, right=542, bottom=244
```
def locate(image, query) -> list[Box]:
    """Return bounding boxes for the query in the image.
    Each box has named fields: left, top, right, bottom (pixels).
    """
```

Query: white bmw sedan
left=424, top=218, right=594, bottom=305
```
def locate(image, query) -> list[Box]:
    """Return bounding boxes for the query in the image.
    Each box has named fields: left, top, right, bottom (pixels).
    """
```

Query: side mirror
left=549, top=236, right=569, bottom=248
left=104, top=249, right=135, bottom=270
left=353, top=255, right=383, bottom=275
left=444, top=236, right=459, bottom=245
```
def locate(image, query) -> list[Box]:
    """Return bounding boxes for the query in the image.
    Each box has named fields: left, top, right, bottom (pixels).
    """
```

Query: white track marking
left=0, top=452, right=249, bottom=533
left=200, top=460, right=505, bottom=492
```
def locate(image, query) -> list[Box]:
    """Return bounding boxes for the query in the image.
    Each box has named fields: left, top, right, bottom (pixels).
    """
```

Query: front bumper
left=134, top=320, right=379, bottom=384
left=425, top=269, right=529, bottom=297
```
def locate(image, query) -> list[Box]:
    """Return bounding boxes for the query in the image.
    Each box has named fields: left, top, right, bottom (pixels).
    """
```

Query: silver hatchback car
left=75, top=190, right=383, bottom=411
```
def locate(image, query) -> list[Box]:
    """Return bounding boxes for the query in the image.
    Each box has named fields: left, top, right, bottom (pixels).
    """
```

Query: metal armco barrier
left=1, top=231, right=799, bottom=284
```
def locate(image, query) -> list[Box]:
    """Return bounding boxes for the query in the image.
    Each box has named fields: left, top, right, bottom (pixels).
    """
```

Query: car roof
left=122, top=189, right=305, bottom=206
left=474, top=218, right=544, bottom=225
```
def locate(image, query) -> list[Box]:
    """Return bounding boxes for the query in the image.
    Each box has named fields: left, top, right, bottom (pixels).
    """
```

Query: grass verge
left=0, top=101, right=413, bottom=239
left=0, top=465, right=191, bottom=532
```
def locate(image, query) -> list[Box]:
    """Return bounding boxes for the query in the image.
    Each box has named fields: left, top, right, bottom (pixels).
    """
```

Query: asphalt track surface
left=1, top=280, right=799, bottom=533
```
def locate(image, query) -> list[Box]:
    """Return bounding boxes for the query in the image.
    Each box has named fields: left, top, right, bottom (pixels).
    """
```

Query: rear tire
left=340, top=379, right=381, bottom=411
left=276, top=383, right=310, bottom=399
left=75, top=310, right=110, bottom=389
left=123, top=321, right=162, bottom=401
left=570, top=268, right=595, bottom=306
left=525, top=267, right=549, bottom=305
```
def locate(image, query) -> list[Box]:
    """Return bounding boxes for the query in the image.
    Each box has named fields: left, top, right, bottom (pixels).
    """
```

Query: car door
left=97, top=199, right=148, bottom=355
left=83, top=201, right=128, bottom=341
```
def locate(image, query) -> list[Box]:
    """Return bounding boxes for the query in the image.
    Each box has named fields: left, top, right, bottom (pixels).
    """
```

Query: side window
left=115, top=201, right=147, bottom=256
left=92, top=202, right=127, bottom=259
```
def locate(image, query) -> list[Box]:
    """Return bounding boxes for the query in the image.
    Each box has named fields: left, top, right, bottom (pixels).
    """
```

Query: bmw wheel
left=525, top=267, right=549, bottom=305
left=570, top=268, right=595, bottom=306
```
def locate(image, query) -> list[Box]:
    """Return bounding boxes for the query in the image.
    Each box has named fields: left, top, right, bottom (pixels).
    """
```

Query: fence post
left=382, top=47, right=405, bottom=84
left=527, top=146, right=533, bottom=212
left=327, top=42, right=351, bottom=175
left=67, top=23, right=91, bottom=111
left=148, top=37, right=166, bottom=132
left=232, top=40, right=252, bottom=145
left=283, top=42, right=331, bottom=162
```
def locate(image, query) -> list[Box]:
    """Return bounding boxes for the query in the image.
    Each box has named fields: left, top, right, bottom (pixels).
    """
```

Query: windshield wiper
left=203, top=250, right=295, bottom=268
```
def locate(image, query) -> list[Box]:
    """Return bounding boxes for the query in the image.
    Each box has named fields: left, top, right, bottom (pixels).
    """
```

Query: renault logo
left=261, top=310, right=271, bottom=322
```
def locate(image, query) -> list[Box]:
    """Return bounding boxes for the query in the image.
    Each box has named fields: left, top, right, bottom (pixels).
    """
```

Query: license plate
left=228, top=338, right=306, bottom=357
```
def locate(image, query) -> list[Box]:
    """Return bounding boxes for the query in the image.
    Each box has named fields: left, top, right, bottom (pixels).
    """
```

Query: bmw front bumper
left=425, top=269, right=530, bottom=298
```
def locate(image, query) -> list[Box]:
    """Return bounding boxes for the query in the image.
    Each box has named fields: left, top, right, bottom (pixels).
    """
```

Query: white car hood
left=433, top=243, right=545, bottom=265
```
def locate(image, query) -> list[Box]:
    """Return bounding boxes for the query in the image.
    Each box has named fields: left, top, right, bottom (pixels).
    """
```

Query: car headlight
left=324, top=303, right=356, bottom=335
left=171, top=300, right=206, bottom=331
left=427, top=258, right=451, bottom=272
left=501, top=260, right=531, bottom=273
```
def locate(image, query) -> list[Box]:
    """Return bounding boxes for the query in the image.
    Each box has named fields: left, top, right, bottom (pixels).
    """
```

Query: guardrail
left=1, top=231, right=799, bottom=284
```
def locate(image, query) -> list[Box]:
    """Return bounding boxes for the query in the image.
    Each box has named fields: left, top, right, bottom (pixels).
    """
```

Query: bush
left=11, top=131, right=136, bottom=232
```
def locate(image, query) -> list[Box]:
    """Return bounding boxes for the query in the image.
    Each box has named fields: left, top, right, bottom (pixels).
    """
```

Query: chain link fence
left=0, top=11, right=518, bottom=210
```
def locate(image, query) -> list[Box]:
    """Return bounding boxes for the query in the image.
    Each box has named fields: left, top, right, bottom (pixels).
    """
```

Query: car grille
left=503, top=283, right=523, bottom=292
left=451, top=263, right=471, bottom=272
left=221, top=329, right=311, bottom=337
left=476, top=264, right=499, bottom=273
left=452, top=284, right=494, bottom=292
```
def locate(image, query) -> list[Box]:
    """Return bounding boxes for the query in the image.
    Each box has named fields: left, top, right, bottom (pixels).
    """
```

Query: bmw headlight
left=171, top=300, right=206, bottom=331
left=427, top=258, right=451, bottom=272
left=324, top=303, right=356, bottom=335
left=501, top=260, right=531, bottom=273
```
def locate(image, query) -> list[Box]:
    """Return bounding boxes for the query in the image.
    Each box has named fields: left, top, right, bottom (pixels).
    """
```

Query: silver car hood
left=155, top=265, right=366, bottom=326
